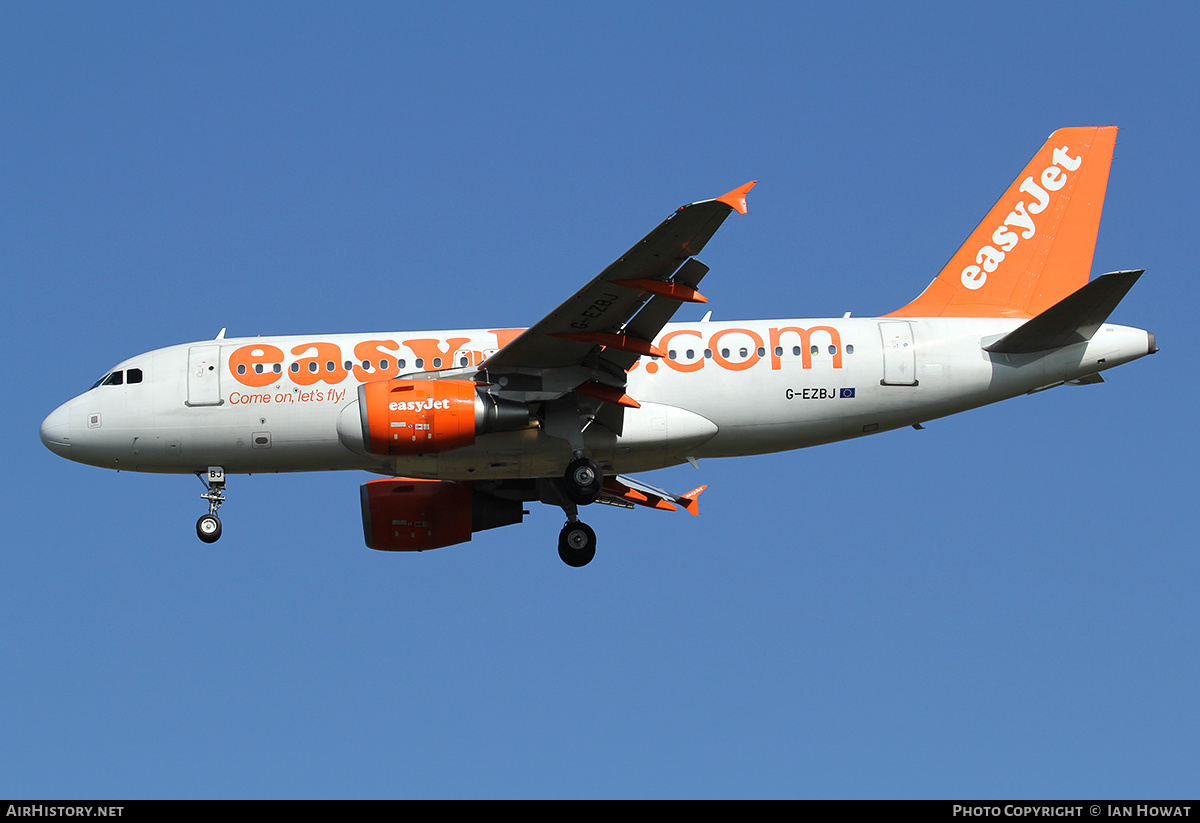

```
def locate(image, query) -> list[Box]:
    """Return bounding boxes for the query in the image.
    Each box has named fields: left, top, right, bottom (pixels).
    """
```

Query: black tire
left=558, top=521, right=597, bottom=567
left=196, top=513, right=222, bottom=543
left=563, top=457, right=602, bottom=505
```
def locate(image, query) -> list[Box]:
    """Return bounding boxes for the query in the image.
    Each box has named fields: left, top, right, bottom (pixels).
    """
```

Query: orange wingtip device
left=716, top=181, right=757, bottom=215
left=681, top=484, right=707, bottom=515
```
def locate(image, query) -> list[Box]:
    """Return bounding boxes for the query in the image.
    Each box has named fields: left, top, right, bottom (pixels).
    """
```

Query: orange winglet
left=716, top=181, right=757, bottom=215
left=573, top=380, right=641, bottom=409
left=550, top=332, right=666, bottom=358
left=613, top=279, right=708, bottom=304
left=680, top=484, right=707, bottom=516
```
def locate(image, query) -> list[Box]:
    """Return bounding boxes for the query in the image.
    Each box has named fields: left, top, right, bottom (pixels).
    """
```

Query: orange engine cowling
left=360, top=478, right=524, bottom=551
left=363, top=379, right=477, bottom=455
left=349, top=379, right=529, bottom=456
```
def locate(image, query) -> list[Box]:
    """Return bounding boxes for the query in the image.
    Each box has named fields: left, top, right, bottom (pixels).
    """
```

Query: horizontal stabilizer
left=983, top=270, right=1143, bottom=354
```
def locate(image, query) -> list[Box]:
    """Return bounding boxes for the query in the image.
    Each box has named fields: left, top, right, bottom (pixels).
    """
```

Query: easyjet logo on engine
left=390, top=399, right=452, bottom=412
left=960, top=144, right=1082, bottom=291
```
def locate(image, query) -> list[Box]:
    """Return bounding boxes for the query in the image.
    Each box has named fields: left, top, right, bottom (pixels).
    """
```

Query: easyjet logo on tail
left=961, top=144, right=1082, bottom=291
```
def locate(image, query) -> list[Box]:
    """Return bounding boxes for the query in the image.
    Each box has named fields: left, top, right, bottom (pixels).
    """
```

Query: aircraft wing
left=596, top=474, right=707, bottom=515
left=480, top=181, right=756, bottom=375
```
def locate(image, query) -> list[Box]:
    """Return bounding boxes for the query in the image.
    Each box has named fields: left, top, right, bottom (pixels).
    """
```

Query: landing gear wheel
left=558, top=521, right=597, bottom=567
left=563, top=457, right=602, bottom=505
left=196, top=513, right=222, bottom=543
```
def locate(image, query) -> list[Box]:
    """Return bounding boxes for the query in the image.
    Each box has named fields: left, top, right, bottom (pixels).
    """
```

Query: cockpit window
left=90, top=368, right=144, bottom=389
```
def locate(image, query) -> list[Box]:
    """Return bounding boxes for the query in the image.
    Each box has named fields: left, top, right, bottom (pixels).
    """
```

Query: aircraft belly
left=412, top=403, right=720, bottom=480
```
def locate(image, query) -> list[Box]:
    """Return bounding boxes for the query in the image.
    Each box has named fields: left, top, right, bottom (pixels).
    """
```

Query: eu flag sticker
left=840, top=388, right=855, bottom=398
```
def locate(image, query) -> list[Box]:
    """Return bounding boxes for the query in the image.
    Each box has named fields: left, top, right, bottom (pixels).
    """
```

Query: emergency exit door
left=879, top=322, right=918, bottom=386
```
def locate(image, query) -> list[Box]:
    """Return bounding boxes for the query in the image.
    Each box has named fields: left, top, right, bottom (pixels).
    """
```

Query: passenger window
left=846, top=344, right=855, bottom=354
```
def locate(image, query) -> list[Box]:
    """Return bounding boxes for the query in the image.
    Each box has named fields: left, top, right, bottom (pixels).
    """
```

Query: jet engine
left=338, top=379, right=529, bottom=456
left=360, top=478, right=524, bottom=551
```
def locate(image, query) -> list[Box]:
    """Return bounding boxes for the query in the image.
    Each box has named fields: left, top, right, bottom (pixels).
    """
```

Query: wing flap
left=598, top=258, right=711, bottom=372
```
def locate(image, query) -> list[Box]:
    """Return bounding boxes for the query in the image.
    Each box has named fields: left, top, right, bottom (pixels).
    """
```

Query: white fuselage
left=39, top=316, right=1155, bottom=480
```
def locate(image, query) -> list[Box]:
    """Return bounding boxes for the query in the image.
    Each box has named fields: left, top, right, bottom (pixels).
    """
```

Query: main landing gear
left=549, top=454, right=603, bottom=567
left=196, top=466, right=226, bottom=544
left=558, top=520, right=596, bottom=567
left=563, top=455, right=602, bottom=505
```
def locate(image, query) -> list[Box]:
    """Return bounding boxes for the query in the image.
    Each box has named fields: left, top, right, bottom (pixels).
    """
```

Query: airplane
left=40, top=126, right=1156, bottom=567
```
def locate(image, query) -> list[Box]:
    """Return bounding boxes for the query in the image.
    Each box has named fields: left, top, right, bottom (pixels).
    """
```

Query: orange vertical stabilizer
left=887, top=127, right=1117, bottom=319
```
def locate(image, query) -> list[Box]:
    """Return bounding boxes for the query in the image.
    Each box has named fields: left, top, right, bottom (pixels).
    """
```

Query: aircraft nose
left=40, top=403, right=71, bottom=455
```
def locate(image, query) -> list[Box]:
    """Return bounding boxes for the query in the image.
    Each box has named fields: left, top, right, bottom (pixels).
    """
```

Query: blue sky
left=3, top=2, right=1196, bottom=799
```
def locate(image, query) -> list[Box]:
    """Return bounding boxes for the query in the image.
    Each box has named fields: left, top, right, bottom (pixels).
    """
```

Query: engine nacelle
left=341, top=379, right=529, bottom=456
left=360, top=478, right=524, bottom=551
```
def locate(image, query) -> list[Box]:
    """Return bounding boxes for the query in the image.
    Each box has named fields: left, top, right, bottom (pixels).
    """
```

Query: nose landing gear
left=196, top=466, right=226, bottom=544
